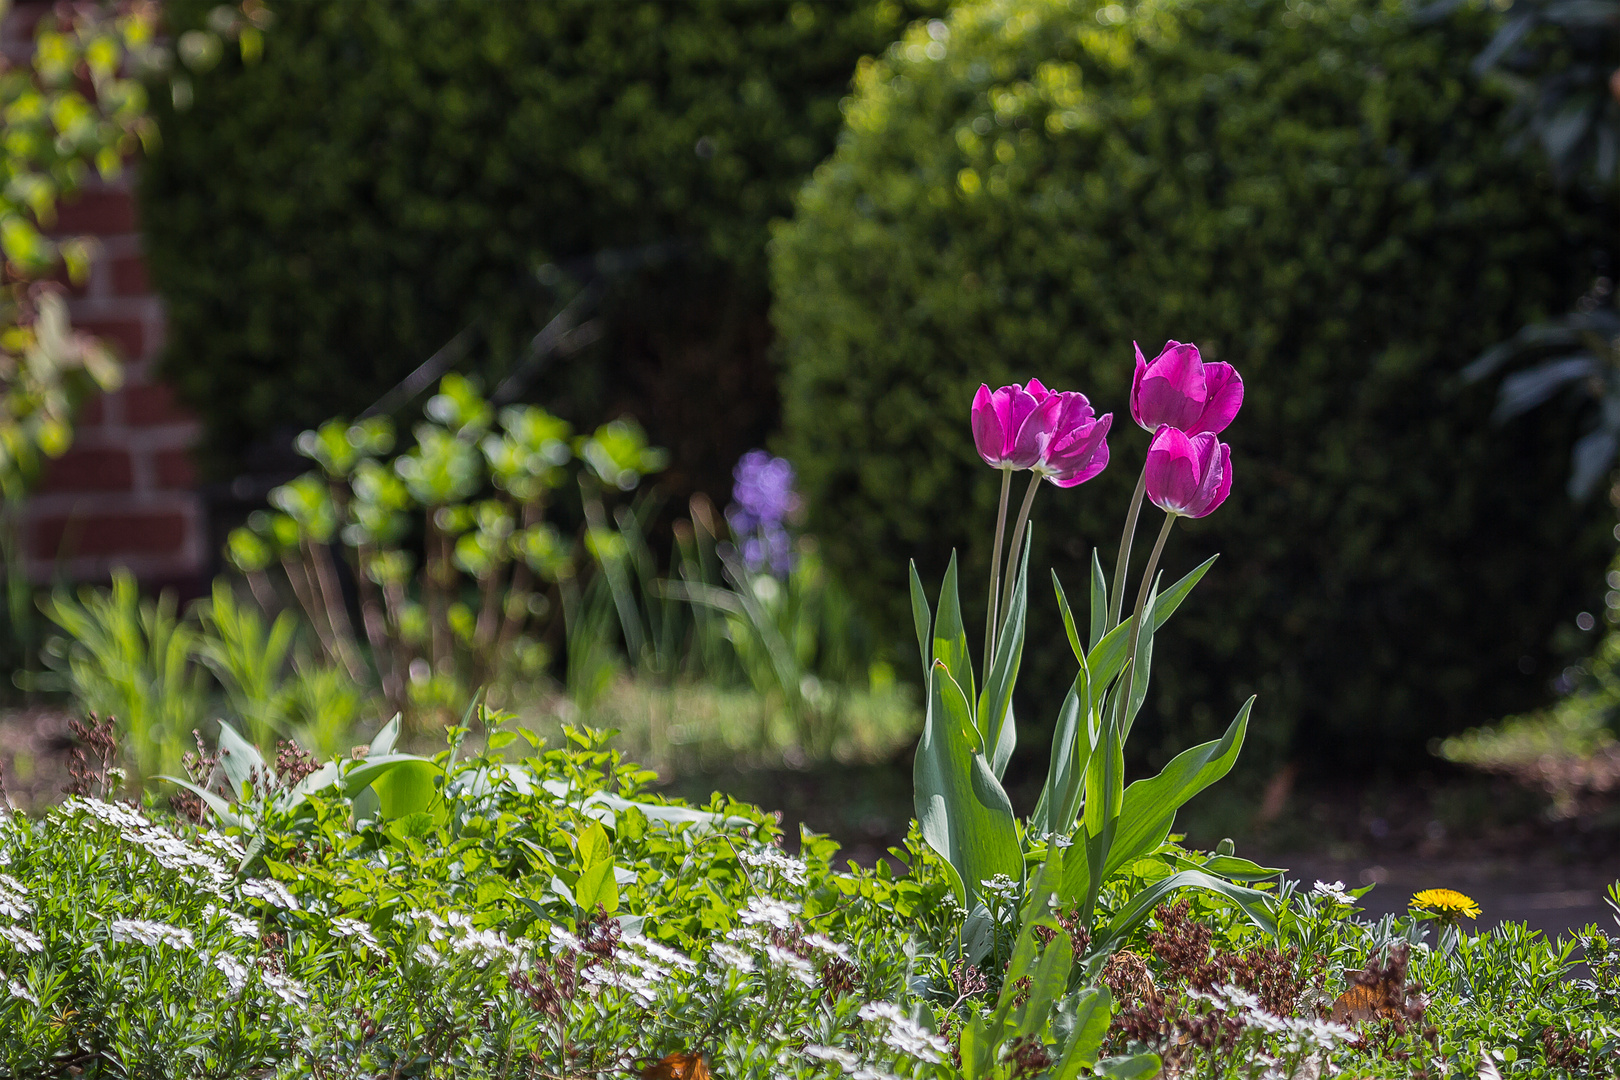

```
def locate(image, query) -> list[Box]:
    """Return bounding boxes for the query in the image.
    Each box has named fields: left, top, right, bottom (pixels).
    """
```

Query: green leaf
left=1052, top=987, right=1113, bottom=1080
left=574, top=858, right=619, bottom=914
left=1169, top=852, right=1284, bottom=882
left=1091, top=868, right=1275, bottom=954
left=1033, top=668, right=1094, bottom=839
left=155, top=775, right=240, bottom=828
left=342, top=755, right=441, bottom=821
left=486, top=729, right=520, bottom=751
left=909, top=560, right=932, bottom=681
left=368, top=713, right=402, bottom=757
left=1013, top=927, right=1073, bottom=1039
left=1121, top=573, right=1162, bottom=745
left=1063, top=698, right=1252, bottom=906
left=932, top=552, right=976, bottom=711
left=1089, top=549, right=1107, bottom=653
left=978, top=531, right=1028, bottom=778
left=913, top=661, right=1022, bottom=906
left=215, top=719, right=268, bottom=798
left=1053, top=571, right=1086, bottom=669
left=1095, top=1053, right=1163, bottom=1080
left=577, top=820, right=612, bottom=868
left=959, top=1014, right=990, bottom=1080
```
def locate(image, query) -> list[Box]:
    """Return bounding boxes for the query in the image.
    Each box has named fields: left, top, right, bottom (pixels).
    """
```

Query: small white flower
left=853, top=1070, right=901, bottom=1080
left=330, top=917, right=380, bottom=951
left=64, top=797, right=150, bottom=832
left=858, top=1002, right=948, bottom=1064
left=260, top=969, right=309, bottom=1007
left=804, top=932, right=852, bottom=962
left=198, top=830, right=247, bottom=861
left=110, top=918, right=194, bottom=950
left=7, top=978, right=37, bottom=1007
left=765, top=944, right=817, bottom=987
left=1214, top=984, right=1262, bottom=1013
left=709, top=942, right=756, bottom=973
left=980, top=874, right=1019, bottom=902
left=629, top=937, right=697, bottom=974
left=548, top=924, right=583, bottom=953
left=0, top=874, right=28, bottom=896
left=415, top=943, right=444, bottom=967
left=240, top=878, right=299, bottom=911
left=1312, top=880, right=1354, bottom=906
left=212, top=953, right=250, bottom=993
left=739, top=896, right=799, bottom=930
left=738, top=847, right=809, bottom=886
left=804, top=1045, right=859, bottom=1071
left=454, top=928, right=521, bottom=965
left=0, top=881, right=32, bottom=921
left=203, top=904, right=259, bottom=941
left=0, top=924, right=43, bottom=954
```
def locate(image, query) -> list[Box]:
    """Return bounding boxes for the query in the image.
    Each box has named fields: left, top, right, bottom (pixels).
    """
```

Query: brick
left=123, top=383, right=192, bottom=426
left=77, top=394, right=107, bottom=428
left=154, top=448, right=196, bottom=490
left=31, top=511, right=188, bottom=559
left=52, top=189, right=137, bottom=235
left=109, top=254, right=149, bottom=296
left=36, top=448, right=133, bottom=493
left=76, top=317, right=144, bottom=361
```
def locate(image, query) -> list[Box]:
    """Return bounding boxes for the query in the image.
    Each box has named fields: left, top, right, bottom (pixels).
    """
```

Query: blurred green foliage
left=139, top=0, right=940, bottom=486
left=771, top=0, right=1614, bottom=771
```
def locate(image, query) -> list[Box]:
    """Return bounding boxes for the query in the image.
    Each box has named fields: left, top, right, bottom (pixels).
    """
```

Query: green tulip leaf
left=914, top=660, right=1021, bottom=906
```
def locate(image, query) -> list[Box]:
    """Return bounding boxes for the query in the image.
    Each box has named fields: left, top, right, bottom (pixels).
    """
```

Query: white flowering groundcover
left=0, top=726, right=1616, bottom=1080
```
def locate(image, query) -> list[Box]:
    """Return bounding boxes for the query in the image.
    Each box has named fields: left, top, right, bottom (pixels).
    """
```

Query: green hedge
left=770, top=0, right=1613, bottom=771
left=140, top=0, right=938, bottom=485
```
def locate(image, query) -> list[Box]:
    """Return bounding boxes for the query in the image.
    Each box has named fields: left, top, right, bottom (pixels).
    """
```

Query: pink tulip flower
left=1144, top=427, right=1232, bottom=518
left=972, top=379, right=1062, bottom=469
left=1131, top=340, right=1243, bottom=436
left=1038, top=391, right=1112, bottom=488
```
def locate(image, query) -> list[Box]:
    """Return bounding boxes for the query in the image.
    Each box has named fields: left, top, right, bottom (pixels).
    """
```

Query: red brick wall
left=25, top=178, right=206, bottom=587
left=3, top=3, right=207, bottom=589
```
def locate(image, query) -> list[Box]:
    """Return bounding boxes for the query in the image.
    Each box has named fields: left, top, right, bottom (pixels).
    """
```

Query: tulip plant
left=911, top=340, right=1270, bottom=968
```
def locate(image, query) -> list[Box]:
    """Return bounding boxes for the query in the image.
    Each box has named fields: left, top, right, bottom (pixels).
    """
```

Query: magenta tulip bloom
left=1144, top=427, right=1232, bottom=518
left=1131, top=340, right=1243, bottom=436
left=1038, top=391, right=1112, bottom=488
left=972, top=379, right=1062, bottom=469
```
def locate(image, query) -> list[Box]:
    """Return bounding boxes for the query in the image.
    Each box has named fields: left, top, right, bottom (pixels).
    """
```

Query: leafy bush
left=139, top=0, right=940, bottom=483
left=770, top=0, right=1614, bottom=769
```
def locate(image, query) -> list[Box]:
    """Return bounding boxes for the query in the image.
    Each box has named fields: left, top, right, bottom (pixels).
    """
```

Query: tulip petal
left=1045, top=406, right=1107, bottom=475
left=1007, top=387, right=1059, bottom=469
left=971, top=384, right=1009, bottom=467
left=1144, top=426, right=1201, bottom=513
left=1135, top=341, right=1207, bottom=432
left=1025, top=377, right=1051, bottom=401
left=1130, top=341, right=1149, bottom=430
left=1188, top=362, right=1243, bottom=437
left=1185, top=439, right=1232, bottom=518
left=1047, top=415, right=1111, bottom=487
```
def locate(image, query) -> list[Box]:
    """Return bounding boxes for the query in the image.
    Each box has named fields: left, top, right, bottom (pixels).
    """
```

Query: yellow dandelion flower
left=1409, top=888, right=1481, bottom=922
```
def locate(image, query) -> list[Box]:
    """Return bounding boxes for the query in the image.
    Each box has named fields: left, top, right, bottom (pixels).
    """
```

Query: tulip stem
left=1123, top=512, right=1177, bottom=723
left=1109, top=467, right=1149, bottom=632
left=984, top=468, right=1014, bottom=666
left=998, top=473, right=1043, bottom=649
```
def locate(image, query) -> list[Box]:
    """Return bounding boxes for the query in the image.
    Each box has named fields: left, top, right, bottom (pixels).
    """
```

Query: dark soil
left=663, top=758, right=1620, bottom=941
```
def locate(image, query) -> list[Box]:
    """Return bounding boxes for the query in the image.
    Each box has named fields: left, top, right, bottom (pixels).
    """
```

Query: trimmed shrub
left=770, top=0, right=1613, bottom=771
left=139, top=0, right=938, bottom=487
